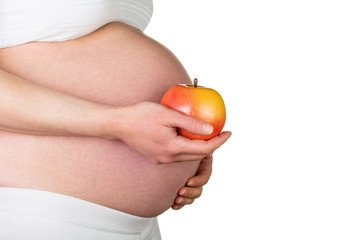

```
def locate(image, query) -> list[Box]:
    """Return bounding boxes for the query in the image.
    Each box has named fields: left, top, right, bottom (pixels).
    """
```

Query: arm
left=0, top=68, right=113, bottom=137
left=0, top=68, right=230, bottom=163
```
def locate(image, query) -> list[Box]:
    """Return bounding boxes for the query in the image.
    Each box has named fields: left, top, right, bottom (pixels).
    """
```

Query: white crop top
left=0, top=0, right=153, bottom=48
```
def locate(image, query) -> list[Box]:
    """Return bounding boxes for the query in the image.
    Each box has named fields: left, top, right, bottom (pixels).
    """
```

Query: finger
left=172, top=204, right=184, bottom=210
left=205, top=131, right=232, bottom=152
left=187, top=155, right=213, bottom=187
left=187, top=175, right=210, bottom=187
left=169, top=110, right=214, bottom=136
left=173, top=131, right=232, bottom=156
left=179, top=187, right=203, bottom=199
left=175, top=196, right=195, bottom=205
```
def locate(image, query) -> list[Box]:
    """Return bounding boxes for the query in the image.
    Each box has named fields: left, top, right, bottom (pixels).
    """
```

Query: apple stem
left=194, top=78, right=198, bottom=88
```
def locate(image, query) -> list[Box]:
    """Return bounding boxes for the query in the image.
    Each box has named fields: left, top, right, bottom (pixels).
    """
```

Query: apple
left=161, top=78, right=226, bottom=140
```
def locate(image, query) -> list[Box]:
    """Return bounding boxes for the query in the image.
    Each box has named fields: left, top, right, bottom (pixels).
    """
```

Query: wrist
left=94, top=105, right=128, bottom=140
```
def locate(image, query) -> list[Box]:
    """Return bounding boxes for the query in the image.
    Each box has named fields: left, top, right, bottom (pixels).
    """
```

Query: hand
left=116, top=102, right=231, bottom=164
left=172, top=154, right=213, bottom=210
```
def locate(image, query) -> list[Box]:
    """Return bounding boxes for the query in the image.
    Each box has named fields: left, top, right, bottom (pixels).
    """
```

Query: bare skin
left=0, top=22, right=231, bottom=217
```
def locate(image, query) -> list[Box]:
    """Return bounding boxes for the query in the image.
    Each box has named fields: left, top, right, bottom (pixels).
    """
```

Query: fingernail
left=187, top=180, right=194, bottom=186
left=177, top=198, right=184, bottom=204
left=179, top=189, right=187, bottom=195
left=203, top=124, right=214, bottom=135
left=173, top=205, right=182, bottom=210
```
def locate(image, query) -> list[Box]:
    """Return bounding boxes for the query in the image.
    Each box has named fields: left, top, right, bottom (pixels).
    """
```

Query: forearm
left=0, top=68, right=120, bottom=138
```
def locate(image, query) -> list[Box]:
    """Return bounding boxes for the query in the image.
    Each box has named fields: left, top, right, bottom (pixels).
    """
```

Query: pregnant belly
left=0, top=22, right=199, bottom=217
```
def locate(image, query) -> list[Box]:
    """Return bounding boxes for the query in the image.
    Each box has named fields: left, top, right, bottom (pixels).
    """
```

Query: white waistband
left=0, top=187, right=155, bottom=235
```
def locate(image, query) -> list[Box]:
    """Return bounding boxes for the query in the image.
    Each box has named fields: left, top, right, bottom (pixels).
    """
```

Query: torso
left=0, top=22, right=199, bottom=217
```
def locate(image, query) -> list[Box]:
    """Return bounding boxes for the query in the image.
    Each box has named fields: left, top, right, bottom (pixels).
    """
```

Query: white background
left=146, top=0, right=340, bottom=239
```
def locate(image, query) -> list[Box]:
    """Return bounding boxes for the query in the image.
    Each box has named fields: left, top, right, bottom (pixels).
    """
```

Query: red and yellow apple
left=161, top=78, right=226, bottom=140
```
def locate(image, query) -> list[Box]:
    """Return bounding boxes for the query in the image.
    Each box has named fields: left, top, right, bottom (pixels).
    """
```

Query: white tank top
left=0, top=0, right=153, bottom=48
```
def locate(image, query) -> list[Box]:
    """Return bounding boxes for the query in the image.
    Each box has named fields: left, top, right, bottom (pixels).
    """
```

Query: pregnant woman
left=0, top=0, right=231, bottom=239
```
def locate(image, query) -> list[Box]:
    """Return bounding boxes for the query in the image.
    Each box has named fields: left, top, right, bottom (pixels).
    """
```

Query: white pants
left=0, top=187, right=161, bottom=240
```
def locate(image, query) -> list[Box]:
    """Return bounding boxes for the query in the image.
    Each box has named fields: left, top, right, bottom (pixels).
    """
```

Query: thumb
left=172, top=111, right=214, bottom=136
